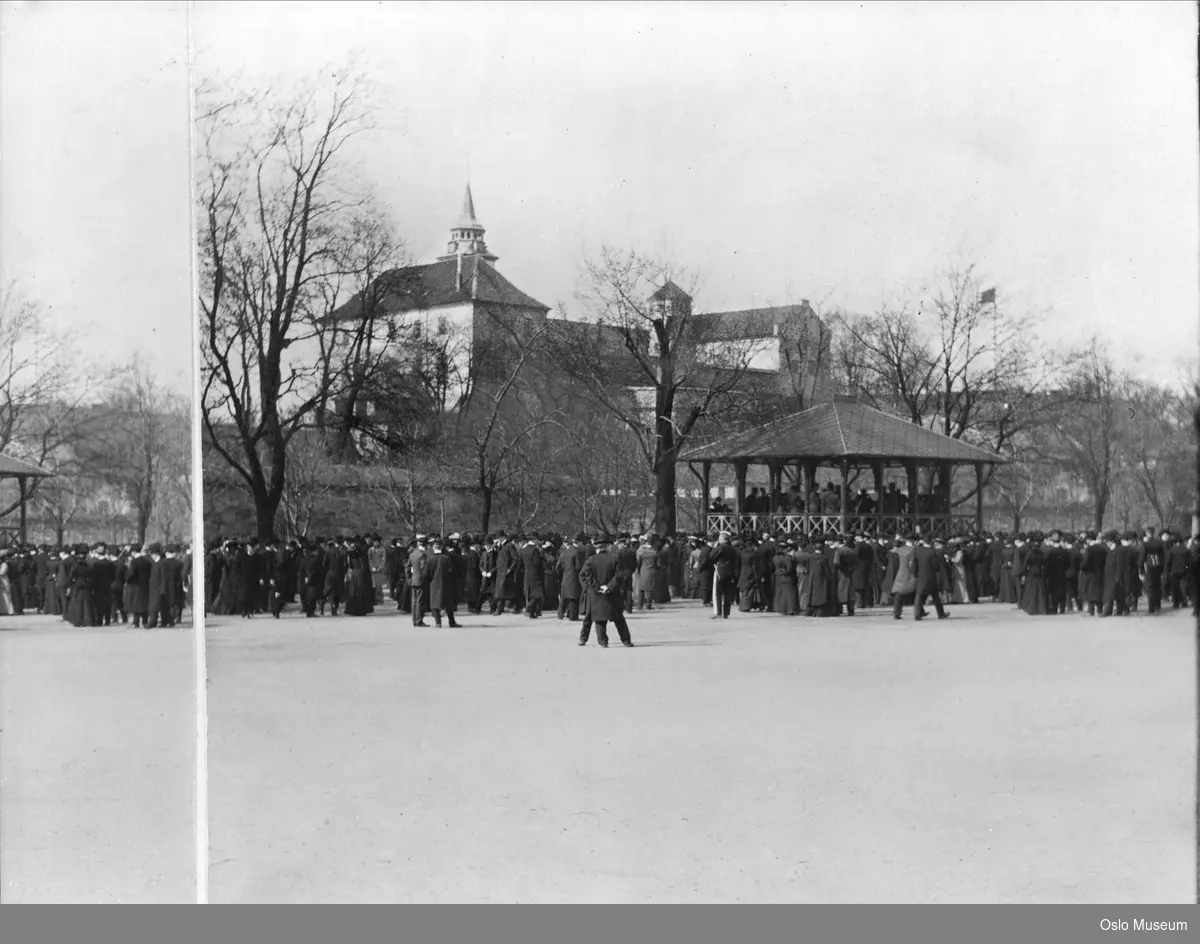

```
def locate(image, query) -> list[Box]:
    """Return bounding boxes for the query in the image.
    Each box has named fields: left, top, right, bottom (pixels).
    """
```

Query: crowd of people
left=713, top=481, right=951, bottom=516
left=687, top=526, right=1199, bottom=620
left=200, top=523, right=1199, bottom=640
left=0, top=542, right=192, bottom=627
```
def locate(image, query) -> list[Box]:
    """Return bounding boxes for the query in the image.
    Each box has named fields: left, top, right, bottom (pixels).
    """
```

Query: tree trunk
left=137, top=512, right=149, bottom=547
left=255, top=492, right=279, bottom=544
left=479, top=483, right=493, bottom=534
left=654, top=460, right=677, bottom=535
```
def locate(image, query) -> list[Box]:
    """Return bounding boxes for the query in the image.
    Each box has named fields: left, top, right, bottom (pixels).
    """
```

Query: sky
left=0, top=0, right=193, bottom=393
left=1, top=1, right=1196, bottom=394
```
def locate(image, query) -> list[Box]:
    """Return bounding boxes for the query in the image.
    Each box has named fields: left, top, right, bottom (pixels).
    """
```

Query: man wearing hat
left=492, top=532, right=521, bottom=616
left=709, top=531, right=739, bottom=619
left=556, top=535, right=584, bottom=621
left=913, top=535, right=948, bottom=620
left=1138, top=526, right=1165, bottom=614
left=426, top=537, right=461, bottom=628
left=519, top=533, right=545, bottom=619
left=889, top=534, right=917, bottom=619
left=578, top=534, right=634, bottom=648
left=1100, top=531, right=1127, bottom=616
left=1166, top=530, right=1192, bottom=609
left=408, top=535, right=430, bottom=626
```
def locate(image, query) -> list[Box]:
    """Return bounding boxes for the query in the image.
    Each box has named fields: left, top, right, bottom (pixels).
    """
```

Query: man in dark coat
left=736, top=536, right=759, bottom=612
left=1166, top=533, right=1191, bottom=609
left=616, top=535, right=638, bottom=614
left=1080, top=532, right=1107, bottom=615
left=164, top=546, right=186, bottom=623
left=461, top=536, right=483, bottom=614
left=578, top=535, right=633, bottom=648
left=519, top=536, right=545, bottom=619
left=1139, top=527, right=1166, bottom=613
left=126, top=545, right=152, bottom=628
left=321, top=539, right=346, bottom=617
left=755, top=532, right=776, bottom=613
left=1101, top=532, right=1128, bottom=616
left=426, top=538, right=461, bottom=628
left=492, top=533, right=521, bottom=615
left=852, top=534, right=875, bottom=609
left=556, top=536, right=584, bottom=621
left=913, top=537, right=948, bottom=620
left=91, top=543, right=115, bottom=626
left=34, top=545, right=50, bottom=613
left=145, top=544, right=173, bottom=629
left=298, top=545, right=322, bottom=617
left=709, top=532, right=739, bottom=619
left=236, top=538, right=265, bottom=619
left=805, top=536, right=835, bottom=618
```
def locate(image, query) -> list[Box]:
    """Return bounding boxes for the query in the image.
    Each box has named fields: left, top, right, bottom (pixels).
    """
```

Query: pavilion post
left=974, top=462, right=984, bottom=531
left=734, top=460, right=748, bottom=526
left=767, top=459, right=782, bottom=519
left=872, top=460, right=885, bottom=534
left=699, top=460, right=711, bottom=531
left=905, top=460, right=919, bottom=534
left=18, top=475, right=27, bottom=545
left=838, top=459, right=849, bottom=534
left=939, top=460, right=953, bottom=534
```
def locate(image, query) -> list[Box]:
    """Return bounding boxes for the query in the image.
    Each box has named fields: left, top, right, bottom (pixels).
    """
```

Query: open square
left=0, top=616, right=196, bottom=903
left=206, top=600, right=1195, bottom=903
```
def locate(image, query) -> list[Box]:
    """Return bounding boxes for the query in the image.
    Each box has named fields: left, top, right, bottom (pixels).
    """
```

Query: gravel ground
left=0, top=614, right=196, bottom=903
left=205, top=598, right=1195, bottom=903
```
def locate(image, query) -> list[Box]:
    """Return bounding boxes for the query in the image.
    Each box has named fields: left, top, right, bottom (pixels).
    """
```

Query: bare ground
left=205, top=599, right=1196, bottom=903
left=0, top=614, right=196, bottom=903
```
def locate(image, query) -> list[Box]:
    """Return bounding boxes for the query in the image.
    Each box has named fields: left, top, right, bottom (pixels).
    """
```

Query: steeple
left=439, top=183, right=498, bottom=263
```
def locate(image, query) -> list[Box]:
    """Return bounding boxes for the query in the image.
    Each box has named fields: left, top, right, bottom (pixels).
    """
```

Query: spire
left=456, top=183, right=479, bottom=228
left=440, top=181, right=498, bottom=264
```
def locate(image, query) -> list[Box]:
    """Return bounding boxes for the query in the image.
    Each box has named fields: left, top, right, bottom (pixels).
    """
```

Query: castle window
left=437, top=316, right=449, bottom=335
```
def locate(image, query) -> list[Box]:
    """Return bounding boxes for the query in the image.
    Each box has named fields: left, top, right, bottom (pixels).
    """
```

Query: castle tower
left=649, top=279, right=692, bottom=319
left=438, top=183, right=498, bottom=263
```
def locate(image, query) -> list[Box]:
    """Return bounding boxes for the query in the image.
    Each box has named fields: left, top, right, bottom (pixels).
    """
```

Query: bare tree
left=0, top=282, right=107, bottom=521
left=1051, top=339, right=1125, bottom=531
left=550, top=248, right=760, bottom=535
left=1123, top=376, right=1197, bottom=531
left=197, top=69, right=407, bottom=541
left=834, top=261, right=1069, bottom=503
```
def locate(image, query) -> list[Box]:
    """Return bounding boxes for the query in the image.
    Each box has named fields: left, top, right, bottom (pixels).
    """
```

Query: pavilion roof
left=0, top=453, right=53, bottom=478
left=682, top=397, right=1007, bottom=465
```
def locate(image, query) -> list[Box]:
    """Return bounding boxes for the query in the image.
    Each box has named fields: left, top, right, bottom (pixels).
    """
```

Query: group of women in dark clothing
left=0, top=542, right=190, bottom=627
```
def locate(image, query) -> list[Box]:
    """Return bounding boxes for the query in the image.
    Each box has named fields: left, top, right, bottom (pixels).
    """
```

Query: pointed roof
left=681, top=397, right=1008, bottom=464
left=329, top=254, right=549, bottom=321
left=0, top=453, right=53, bottom=478
left=454, top=183, right=483, bottom=230
left=650, top=279, right=692, bottom=304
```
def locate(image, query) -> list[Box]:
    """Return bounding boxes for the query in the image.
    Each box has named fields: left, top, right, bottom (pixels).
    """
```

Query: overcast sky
left=1, top=1, right=1196, bottom=395
left=1, top=0, right=192, bottom=392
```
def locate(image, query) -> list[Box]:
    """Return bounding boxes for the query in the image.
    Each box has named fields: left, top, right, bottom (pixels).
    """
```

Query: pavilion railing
left=704, top=513, right=980, bottom=537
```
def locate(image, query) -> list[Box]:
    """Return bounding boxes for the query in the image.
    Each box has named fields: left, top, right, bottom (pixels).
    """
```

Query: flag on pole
left=979, top=287, right=996, bottom=305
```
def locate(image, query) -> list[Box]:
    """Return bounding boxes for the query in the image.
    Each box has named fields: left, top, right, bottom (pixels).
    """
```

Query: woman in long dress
left=950, top=542, right=969, bottom=604
left=773, top=543, right=799, bottom=616
left=0, top=550, right=14, bottom=616
left=64, top=548, right=95, bottom=627
left=1020, top=536, right=1049, bottom=615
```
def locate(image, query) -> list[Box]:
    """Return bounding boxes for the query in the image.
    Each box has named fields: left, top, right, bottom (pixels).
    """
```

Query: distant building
left=330, top=185, right=550, bottom=409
